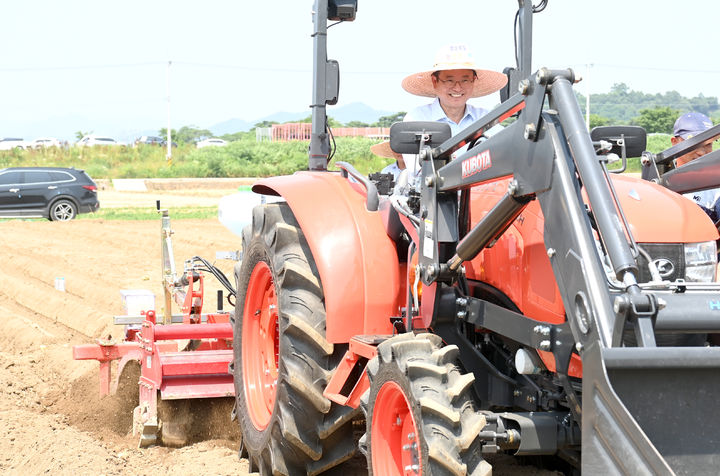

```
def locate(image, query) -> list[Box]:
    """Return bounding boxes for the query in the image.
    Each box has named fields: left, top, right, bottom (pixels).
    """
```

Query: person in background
left=400, top=43, right=507, bottom=174
left=372, top=141, right=405, bottom=181
left=671, top=112, right=719, bottom=221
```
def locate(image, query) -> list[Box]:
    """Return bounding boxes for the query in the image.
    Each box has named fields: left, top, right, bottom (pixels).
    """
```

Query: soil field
left=0, top=186, right=559, bottom=475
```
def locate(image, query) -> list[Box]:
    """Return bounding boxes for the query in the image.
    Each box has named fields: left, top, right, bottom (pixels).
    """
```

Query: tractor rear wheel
left=361, top=333, right=491, bottom=476
left=233, top=202, right=357, bottom=475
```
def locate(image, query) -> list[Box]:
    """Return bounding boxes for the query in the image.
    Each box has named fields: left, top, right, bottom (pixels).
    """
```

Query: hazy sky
left=2, top=0, right=719, bottom=141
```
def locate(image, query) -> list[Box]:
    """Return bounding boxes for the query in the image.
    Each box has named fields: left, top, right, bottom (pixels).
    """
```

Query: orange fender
left=253, top=172, right=399, bottom=343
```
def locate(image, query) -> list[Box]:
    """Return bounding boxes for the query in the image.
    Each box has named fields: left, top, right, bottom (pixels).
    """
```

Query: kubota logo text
left=462, top=150, right=492, bottom=178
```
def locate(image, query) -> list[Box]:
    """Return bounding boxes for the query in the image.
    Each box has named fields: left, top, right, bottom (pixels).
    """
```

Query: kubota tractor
left=232, top=1, right=720, bottom=474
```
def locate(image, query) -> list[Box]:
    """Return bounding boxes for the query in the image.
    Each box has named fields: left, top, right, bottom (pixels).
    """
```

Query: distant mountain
left=208, top=102, right=394, bottom=135
left=328, top=102, right=394, bottom=125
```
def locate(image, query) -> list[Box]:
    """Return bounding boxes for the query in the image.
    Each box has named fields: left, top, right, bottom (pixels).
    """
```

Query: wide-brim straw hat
left=370, top=141, right=402, bottom=160
left=402, top=43, right=507, bottom=98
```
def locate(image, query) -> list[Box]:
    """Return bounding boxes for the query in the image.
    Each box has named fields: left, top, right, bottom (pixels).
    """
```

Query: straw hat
left=370, top=141, right=402, bottom=160
left=401, top=43, right=507, bottom=98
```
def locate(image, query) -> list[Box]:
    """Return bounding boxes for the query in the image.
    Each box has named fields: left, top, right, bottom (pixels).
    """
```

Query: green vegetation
left=77, top=206, right=218, bottom=220
left=578, top=83, right=720, bottom=132
left=0, top=136, right=395, bottom=179
left=4, top=86, right=717, bottom=181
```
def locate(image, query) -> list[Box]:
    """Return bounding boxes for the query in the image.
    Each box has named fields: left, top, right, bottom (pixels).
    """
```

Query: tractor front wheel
left=233, top=202, right=357, bottom=475
left=361, top=333, right=491, bottom=476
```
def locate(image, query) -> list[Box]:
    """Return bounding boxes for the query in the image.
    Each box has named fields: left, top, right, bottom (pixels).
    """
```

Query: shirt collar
left=429, top=98, right=479, bottom=125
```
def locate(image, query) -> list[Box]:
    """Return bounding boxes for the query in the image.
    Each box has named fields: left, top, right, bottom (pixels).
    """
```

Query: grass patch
left=77, top=206, right=218, bottom=221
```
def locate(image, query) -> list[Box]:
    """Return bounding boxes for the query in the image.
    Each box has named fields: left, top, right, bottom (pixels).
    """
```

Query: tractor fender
left=253, top=171, right=399, bottom=343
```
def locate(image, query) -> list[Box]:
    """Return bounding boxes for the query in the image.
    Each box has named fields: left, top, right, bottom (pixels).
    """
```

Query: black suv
left=0, top=167, right=100, bottom=221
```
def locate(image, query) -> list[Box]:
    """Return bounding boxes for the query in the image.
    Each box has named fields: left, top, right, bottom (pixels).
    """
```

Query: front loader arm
left=410, top=67, right=720, bottom=474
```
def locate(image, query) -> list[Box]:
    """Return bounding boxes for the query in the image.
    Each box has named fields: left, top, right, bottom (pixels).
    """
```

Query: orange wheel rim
left=242, top=261, right=279, bottom=430
left=371, top=381, right=422, bottom=475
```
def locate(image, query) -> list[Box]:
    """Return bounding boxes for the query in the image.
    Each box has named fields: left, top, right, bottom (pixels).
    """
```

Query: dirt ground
left=0, top=186, right=559, bottom=475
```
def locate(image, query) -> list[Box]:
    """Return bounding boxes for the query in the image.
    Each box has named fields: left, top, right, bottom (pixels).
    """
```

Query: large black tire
left=360, top=333, right=491, bottom=476
left=233, top=202, right=358, bottom=475
left=49, top=199, right=77, bottom=221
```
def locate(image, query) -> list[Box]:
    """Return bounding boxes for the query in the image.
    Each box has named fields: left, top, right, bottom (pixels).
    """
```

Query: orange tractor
left=232, top=1, right=720, bottom=475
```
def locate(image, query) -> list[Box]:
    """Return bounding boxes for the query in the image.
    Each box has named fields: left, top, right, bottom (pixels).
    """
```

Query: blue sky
left=2, top=0, right=719, bottom=141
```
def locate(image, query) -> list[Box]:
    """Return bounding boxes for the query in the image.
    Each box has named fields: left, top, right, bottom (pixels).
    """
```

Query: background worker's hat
left=673, top=112, right=713, bottom=139
left=370, top=141, right=402, bottom=160
left=401, top=43, right=507, bottom=98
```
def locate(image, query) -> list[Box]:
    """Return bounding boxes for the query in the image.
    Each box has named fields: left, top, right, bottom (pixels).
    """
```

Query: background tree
left=74, top=130, right=92, bottom=140
left=589, top=114, right=611, bottom=129
left=373, top=112, right=406, bottom=127
left=345, top=120, right=370, bottom=127
left=252, top=120, right=279, bottom=130
left=173, top=125, right=213, bottom=144
left=632, top=106, right=680, bottom=134
left=158, top=128, right=177, bottom=138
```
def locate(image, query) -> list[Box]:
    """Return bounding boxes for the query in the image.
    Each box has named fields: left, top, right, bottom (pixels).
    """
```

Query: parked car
left=0, top=167, right=100, bottom=221
left=196, top=138, right=227, bottom=148
left=76, top=135, right=120, bottom=147
left=160, top=139, right=178, bottom=148
left=30, top=137, right=62, bottom=149
left=0, top=138, right=29, bottom=151
left=134, top=135, right=164, bottom=146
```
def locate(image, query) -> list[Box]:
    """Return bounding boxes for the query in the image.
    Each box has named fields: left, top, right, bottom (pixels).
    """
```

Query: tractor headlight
left=684, top=241, right=717, bottom=282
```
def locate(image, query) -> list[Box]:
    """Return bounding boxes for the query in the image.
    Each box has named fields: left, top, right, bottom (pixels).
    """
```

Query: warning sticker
left=423, top=219, right=434, bottom=259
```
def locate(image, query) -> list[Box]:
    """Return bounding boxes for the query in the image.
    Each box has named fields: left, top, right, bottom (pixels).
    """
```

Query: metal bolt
left=457, top=310, right=467, bottom=319
left=539, top=340, right=551, bottom=351
left=547, top=248, right=555, bottom=258
left=513, top=390, right=521, bottom=397
left=518, top=79, right=530, bottom=95
left=407, top=432, right=415, bottom=440
left=524, top=123, right=537, bottom=140
left=534, top=325, right=550, bottom=336
left=526, top=395, right=536, bottom=404
left=404, top=465, right=419, bottom=472
left=575, top=342, right=584, bottom=353
left=536, top=67, right=550, bottom=85
left=425, top=175, right=434, bottom=187
left=426, top=265, right=437, bottom=279
left=396, top=417, right=402, bottom=426
left=456, top=297, right=468, bottom=307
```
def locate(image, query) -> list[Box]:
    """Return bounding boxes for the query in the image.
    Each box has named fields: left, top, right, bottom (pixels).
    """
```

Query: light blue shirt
left=402, top=98, right=502, bottom=176
left=380, top=161, right=402, bottom=181
left=404, top=98, right=489, bottom=136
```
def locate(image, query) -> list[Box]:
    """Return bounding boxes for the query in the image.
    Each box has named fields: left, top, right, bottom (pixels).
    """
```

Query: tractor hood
left=608, top=174, right=719, bottom=243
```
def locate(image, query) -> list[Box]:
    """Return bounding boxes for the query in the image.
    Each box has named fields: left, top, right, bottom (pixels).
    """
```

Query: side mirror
left=328, top=0, right=357, bottom=21
left=590, top=125, right=647, bottom=158
left=389, top=121, right=452, bottom=154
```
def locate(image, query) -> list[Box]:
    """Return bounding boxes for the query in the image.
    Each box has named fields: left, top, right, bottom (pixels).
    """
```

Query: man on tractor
left=400, top=43, right=507, bottom=175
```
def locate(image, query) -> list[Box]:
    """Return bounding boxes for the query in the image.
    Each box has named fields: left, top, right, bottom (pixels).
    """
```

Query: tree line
left=147, top=84, right=719, bottom=143
left=577, top=83, right=719, bottom=133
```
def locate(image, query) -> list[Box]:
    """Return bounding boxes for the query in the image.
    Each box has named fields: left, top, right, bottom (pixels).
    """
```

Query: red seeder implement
left=73, top=203, right=239, bottom=447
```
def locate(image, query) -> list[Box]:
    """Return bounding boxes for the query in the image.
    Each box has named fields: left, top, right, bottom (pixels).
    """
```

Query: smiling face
left=431, top=69, right=476, bottom=109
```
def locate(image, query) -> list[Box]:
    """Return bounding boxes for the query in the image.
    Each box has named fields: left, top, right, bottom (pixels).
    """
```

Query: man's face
left=432, top=69, right=475, bottom=109
left=671, top=136, right=714, bottom=167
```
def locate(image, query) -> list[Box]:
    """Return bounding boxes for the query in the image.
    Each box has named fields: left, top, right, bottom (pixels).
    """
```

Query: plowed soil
left=0, top=186, right=558, bottom=475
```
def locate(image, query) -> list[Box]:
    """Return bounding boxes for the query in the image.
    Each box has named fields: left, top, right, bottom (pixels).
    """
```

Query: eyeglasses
left=437, top=78, right=475, bottom=87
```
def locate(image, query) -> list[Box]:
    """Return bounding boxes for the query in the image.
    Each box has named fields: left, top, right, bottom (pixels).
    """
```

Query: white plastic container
left=218, top=191, right=284, bottom=237
left=120, top=289, right=155, bottom=316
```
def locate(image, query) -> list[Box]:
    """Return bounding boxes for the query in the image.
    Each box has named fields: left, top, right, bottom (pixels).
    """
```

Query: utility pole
left=166, top=60, right=172, bottom=163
